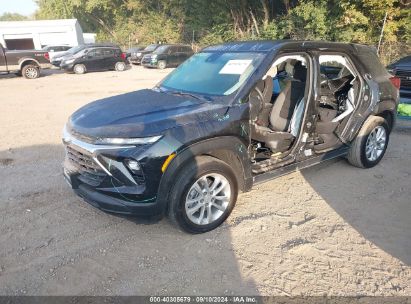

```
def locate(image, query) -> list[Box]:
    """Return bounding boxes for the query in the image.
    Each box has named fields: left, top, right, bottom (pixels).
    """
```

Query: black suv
left=387, top=55, right=411, bottom=104
left=141, top=44, right=193, bottom=69
left=60, top=44, right=128, bottom=74
left=128, top=44, right=160, bottom=65
left=63, top=40, right=399, bottom=233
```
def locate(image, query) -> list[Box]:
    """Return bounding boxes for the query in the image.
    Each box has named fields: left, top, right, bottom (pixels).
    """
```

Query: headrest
left=293, top=62, right=307, bottom=82
left=285, top=62, right=294, bottom=76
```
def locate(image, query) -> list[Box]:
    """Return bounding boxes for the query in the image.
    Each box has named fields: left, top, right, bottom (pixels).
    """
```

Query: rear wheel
left=115, top=62, right=126, bottom=71
left=157, top=60, right=167, bottom=69
left=168, top=156, right=238, bottom=233
left=22, top=65, right=40, bottom=79
left=347, top=116, right=389, bottom=168
left=73, top=64, right=86, bottom=74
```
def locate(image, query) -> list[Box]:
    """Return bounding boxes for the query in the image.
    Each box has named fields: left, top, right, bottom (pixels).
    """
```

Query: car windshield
left=160, top=52, right=265, bottom=96
left=144, top=44, right=157, bottom=52
left=67, top=45, right=86, bottom=55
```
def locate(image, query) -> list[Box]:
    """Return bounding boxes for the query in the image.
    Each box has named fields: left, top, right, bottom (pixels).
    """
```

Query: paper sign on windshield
left=219, top=60, right=252, bottom=75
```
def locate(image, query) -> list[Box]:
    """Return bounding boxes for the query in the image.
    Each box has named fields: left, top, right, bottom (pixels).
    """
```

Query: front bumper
left=142, top=61, right=158, bottom=68
left=62, top=128, right=165, bottom=216
left=60, top=63, right=75, bottom=71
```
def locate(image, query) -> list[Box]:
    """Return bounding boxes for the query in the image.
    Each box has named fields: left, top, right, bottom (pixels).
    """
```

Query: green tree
left=0, top=13, right=30, bottom=21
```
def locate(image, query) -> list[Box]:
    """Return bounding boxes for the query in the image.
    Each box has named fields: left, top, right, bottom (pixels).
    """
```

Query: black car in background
left=126, top=46, right=145, bottom=62
left=63, top=40, right=399, bottom=233
left=129, top=44, right=160, bottom=65
left=60, top=44, right=128, bottom=74
left=387, top=55, right=411, bottom=103
left=141, top=44, right=193, bottom=69
left=51, top=43, right=116, bottom=67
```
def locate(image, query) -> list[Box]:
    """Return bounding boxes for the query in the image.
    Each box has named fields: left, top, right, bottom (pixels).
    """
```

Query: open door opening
left=314, top=54, right=361, bottom=152
left=248, top=54, right=310, bottom=174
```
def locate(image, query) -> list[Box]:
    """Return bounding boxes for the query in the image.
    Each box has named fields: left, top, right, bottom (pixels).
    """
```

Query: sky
left=0, top=0, right=38, bottom=16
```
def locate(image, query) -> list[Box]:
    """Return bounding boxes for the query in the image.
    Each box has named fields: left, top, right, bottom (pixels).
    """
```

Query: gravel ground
left=0, top=66, right=410, bottom=296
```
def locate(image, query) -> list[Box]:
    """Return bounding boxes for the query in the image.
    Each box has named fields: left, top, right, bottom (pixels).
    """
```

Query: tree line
left=1, top=0, right=410, bottom=62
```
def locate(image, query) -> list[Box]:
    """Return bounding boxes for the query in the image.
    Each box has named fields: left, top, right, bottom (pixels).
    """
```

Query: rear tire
left=73, top=64, right=86, bottom=74
left=168, top=156, right=238, bottom=234
left=115, top=62, right=126, bottom=71
left=22, top=65, right=40, bottom=79
left=347, top=116, right=389, bottom=168
left=157, top=60, right=167, bottom=69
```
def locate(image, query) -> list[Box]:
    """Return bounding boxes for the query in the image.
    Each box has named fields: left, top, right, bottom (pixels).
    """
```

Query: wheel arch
left=156, top=136, right=252, bottom=214
left=375, top=99, right=397, bottom=132
left=19, top=58, right=40, bottom=70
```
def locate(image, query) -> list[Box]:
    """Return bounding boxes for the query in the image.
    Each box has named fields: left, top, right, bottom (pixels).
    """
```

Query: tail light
left=390, top=76, right=401, bottom=90
left=44, top=52, right=50, bottom=61
left=121, top=52, right=126, bottom=60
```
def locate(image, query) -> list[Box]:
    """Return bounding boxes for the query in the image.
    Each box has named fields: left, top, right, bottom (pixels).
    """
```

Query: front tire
left=157, top=60, right=167, bottom=69
left=22, top=65, right=40, bottom=79
left=347, top=116, right=389, bottom=168
left=168, top=156, right=238, bottom=233
left=73, top=64, right=86, bottom=74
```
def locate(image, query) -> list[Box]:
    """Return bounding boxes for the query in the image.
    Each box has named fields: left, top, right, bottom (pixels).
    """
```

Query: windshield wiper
left=168, top=90, right=204, bottom=101
left=154, top=86, right=210, bottom=102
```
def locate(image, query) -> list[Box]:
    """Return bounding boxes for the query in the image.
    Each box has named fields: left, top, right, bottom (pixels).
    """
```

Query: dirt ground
left=0, top=66, right=410, bottom=296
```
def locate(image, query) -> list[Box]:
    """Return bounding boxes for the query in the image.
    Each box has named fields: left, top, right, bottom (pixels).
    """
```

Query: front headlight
left=64, top=58, right=75, bottom=64
left=151, top=54, right=158, bottom=59
left=95, top=135, right=162, bottom=145
left=136, top=52, right=142, bottom=56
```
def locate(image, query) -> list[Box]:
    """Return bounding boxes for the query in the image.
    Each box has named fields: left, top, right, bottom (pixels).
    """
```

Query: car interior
left=249, top=55, right=309, bottom=170
left=315, top=54, right=360, bottom=152
left=249, top=53, right=360, bottom=173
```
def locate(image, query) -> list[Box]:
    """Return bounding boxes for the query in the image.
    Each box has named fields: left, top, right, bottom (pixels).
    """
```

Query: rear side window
left=103, top=49, right=114, bottom=56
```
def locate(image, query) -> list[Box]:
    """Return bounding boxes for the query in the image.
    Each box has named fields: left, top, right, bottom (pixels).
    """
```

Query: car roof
left=202, top=40, right=374, bottom=54
left=157, top=44, right=191, bottom=47
left=83, top=43, right=120, bottom=48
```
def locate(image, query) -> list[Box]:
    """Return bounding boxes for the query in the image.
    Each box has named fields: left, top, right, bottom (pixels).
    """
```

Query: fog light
left=125, top=159, right=141, bottom=173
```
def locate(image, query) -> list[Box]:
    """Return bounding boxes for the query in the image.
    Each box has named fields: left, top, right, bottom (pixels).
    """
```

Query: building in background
left=0, top=19, right=92, bottom=50
left=83, top=33, right=97, bottom=44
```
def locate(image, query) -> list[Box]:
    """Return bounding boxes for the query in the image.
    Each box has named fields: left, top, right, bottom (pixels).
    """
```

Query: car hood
left=69, top=89, right=228, bottom=139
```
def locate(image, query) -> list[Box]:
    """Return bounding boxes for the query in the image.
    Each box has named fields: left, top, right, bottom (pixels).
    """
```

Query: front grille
left=65, top=145, right=106, bottom=186
left=141, top=56, right=151, bottom=64
left=395, top=69, right=411, bottom=89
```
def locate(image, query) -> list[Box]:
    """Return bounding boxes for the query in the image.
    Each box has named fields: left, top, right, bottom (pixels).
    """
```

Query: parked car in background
left=0, top=44, right=50, bottom=79
left=62, top=40, right=399, bottom=233
left=51, top=45, right=87, bottom=67
left=51, top=43, right=115, bottom=67
left=141, top=44, right=193, bottom=69
left=60, top=44, right=128, bottom=74
left=387, top=55, right=411, bottom=104
left=42, top=45, right=73, bottom=62
left=126, top=46, right=145, bottom=63
left=128, top=44, right=160, bottom=65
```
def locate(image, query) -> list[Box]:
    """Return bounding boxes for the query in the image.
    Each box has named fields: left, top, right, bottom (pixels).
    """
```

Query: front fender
left=156, top=136, right=252, bottom=214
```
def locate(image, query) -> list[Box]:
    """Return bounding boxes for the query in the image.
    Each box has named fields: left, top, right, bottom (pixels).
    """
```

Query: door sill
left=253, top=146, right=349, bottom=185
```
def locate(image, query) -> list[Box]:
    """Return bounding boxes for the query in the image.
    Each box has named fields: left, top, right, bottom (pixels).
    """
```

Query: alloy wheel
left=25, top=67, right=38, bottom=79
left=185, top=173, right=231, bottom=225
left=365, top=125, right=387, bottom=162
